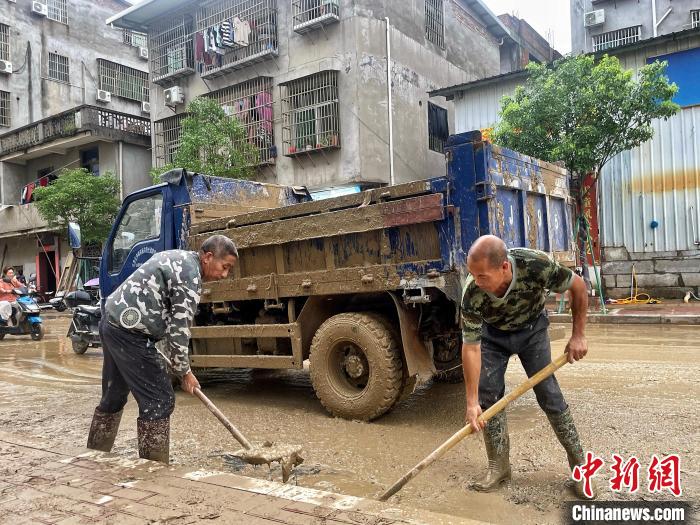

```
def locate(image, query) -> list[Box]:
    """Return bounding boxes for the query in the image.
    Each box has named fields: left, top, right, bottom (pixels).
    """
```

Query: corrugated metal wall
left=453, top=76, right=523, bottom=132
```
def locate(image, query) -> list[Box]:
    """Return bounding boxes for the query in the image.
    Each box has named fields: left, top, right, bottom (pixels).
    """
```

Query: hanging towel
left=255, top=91, right=273, bottom=134
left=233, top=17, right=251, bottom=47
left=220, top=20, right=235, bottom=48
left=195, top=32, right=205, bottom=62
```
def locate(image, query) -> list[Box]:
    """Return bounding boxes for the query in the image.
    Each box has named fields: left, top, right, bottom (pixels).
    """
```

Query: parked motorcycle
left=65, top=289, right=101, bottom=354
left=0, top=287, right=45, bottom=341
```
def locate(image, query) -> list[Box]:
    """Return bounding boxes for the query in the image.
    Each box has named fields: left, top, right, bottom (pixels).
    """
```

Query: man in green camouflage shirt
left=461, top=235, right=595, bottom=499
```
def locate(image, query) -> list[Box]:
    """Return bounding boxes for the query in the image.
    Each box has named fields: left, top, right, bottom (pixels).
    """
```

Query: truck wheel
left=309, top=312, right=403, bottom=421
left=30, top=323, right=45, bottom=341
left=0, top=333, right=5, bottom=340
left=433, top=335, right=464, bottom=383
left=72, top=339, right=89, bottom=354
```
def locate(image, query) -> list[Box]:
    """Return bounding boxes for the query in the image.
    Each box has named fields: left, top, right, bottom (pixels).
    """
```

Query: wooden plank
left=189, top=355, right=298, bottom=369
left=191, top=324, right=296, bottom=339
left=188, top=180, right=434, bottom=235
left=190, top=194, right=445, bottom=251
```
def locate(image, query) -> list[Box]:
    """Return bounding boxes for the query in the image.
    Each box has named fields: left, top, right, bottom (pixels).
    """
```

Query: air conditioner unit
left=96, top=90, right=112, bottom=103
left=138, top=46, right=149, bottom=60
left=0, top=60, right=12, bottom=74
left=141, top=101, right=151, bottom=113
left=164, top=86, right=184, bottom=107
left=31, top=1, right=48, bottom=16
left=584, top=9, right=605, bottom=28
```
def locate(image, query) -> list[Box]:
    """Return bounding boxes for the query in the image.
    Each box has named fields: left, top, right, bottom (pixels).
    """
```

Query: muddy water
left=0, top=317, right=698, bottom=524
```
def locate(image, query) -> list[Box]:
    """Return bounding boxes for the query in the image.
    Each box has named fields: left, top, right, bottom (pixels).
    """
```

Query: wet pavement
left=0, top=317, right=698, bottom=524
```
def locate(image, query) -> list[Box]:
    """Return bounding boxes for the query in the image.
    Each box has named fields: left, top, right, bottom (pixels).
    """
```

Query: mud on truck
left=100, top=131, right=575, bottom=421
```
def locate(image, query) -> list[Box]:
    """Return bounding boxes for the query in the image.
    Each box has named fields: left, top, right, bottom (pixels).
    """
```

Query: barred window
left=692, top=10, right=700, bottom=29
left=151, top=14, right=195, bottom=84
left=207, top=77, right=275, bottom=165
left=281, top=71, right=340, bottom=156
left=48, top=52, right=69, bottom=83
left=47, top=0, right=68, bottom=24
left=0, top=23, right=9, bottom=62
left=592, top=26, right=641, bottom=52
left=122, top=28, right=148, bottom=48
left=98, top=59, right=149, bottom=102
left=425, top=0, right=444, bottom=49
left=292, top=0, right=340, bottom=33
left=153, top=113, right=187, bottom=167
left=428, top=102, right=448, bottom=153
left=0, top=90, right=10, bottom=128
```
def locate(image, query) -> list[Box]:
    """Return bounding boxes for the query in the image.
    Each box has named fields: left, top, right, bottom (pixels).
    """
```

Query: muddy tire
left=309, top=312, right=403, bottom=421
left=30, top=323, right=45, bottom=341
left=433, top=335, right=464, bottom=383
left=0, top=333, right=5, bottom=340
left=72, top=339, right=89, bottom=354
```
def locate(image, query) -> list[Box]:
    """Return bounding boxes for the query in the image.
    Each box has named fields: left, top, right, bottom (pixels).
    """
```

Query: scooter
left=0, top=287, right=45, bottom=341
left=65, top=289, right=101, bottom=354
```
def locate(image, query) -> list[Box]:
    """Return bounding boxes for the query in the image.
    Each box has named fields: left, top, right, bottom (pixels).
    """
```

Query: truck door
left=100, top=188, right=166, bottom=299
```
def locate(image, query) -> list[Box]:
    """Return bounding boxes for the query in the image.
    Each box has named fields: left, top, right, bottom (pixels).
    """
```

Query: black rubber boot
left=87, top=408, right=123, bottom=452
left=547, top=408, right=597, bottom=500
left=137, top=417, right=170, bottom=464
left=473, top=412, right=511, bottom=492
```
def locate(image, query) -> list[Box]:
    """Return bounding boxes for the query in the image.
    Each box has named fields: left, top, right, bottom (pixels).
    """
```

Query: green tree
left=33, top=168, right=121, bottom=244
left=152, top=97, right=258, bottom=182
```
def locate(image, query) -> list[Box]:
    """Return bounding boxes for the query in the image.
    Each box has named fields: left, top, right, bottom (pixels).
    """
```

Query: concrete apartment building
left=0, top=0, right=152, bottom=293
left=106, top=0, right=538, bottom=197
left=571, top=0, right=700, bottom=54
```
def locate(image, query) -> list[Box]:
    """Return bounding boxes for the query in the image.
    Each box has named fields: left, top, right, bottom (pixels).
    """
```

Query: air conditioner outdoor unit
left=164, top=86, right=184, bottom=107
left=0, top=60, right=12, bottom=74
left=96, top=90, right=112, bottom=103
left=141, top=101, right=151, bottom=113
left=584, top=9, right=605, bottom=27
left=138, top=46, right=149, bottom=60
left=31, top=1, right=48, bottom=16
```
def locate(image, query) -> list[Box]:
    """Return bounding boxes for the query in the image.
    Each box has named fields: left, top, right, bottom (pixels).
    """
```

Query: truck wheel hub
left=344, top=355, right=365, bottom=378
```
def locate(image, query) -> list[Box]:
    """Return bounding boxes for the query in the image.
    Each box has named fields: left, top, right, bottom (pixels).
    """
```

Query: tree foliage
left=33, top=168, right=121, bottom=243
left=152, top=97, right=258, bottom=182
left=493, top=54, right=679, bottom=182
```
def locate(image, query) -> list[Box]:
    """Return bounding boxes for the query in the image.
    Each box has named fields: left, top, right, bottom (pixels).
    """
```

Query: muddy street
left=0, top=316, right=698, bottom=524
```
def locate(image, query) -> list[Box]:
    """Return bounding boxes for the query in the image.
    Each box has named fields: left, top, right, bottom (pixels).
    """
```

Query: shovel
left=378, top=353, right=569, bottom=501
left=193, top=387, right=304, bottom=482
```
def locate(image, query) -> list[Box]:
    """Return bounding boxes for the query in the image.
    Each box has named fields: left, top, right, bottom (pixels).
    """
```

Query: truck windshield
left=109, top=194, right=163, bottom=273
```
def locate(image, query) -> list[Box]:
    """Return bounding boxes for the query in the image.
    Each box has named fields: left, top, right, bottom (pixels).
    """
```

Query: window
left=153, top=113, right=187, bottom=167
left=48, top=52, right=69, bottom=83
left=592, top=26, right=641, bottom=52
left=47, top=0, right=68, bottom=24
left=122, top=28, right=148, bottom=48
left=0, top=91, right=10, bottom=127
left=150, top=14, right=194, bottom=84
left=207, top=77, right=275, bottom=165
left=428, top=102, right=448, bottom=153
left=692, top=10, right=700, bottom=29
left=281, top=71, right=340, bottom=156
left=425, top=0, right=445, bottom=49
left=110, top=194, right=163, bottom=273
left=98, top=59, right=149, bottom=102
left=292, top=0, right=340, bottom=33
left=0, top=23, right=9, bottom=62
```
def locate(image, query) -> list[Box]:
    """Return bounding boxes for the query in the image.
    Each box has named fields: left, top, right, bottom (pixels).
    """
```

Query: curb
left=549, top=313, right=700, bottom=325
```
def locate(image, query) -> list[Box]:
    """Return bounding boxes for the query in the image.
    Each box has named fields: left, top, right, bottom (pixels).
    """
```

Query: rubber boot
left=137, top=417, right=170, bottom=464
left=87, top=408, right=122, bottom=452
left=473, top=412, right=512, bottom=491
left=547, top=408, right=597, bottom=500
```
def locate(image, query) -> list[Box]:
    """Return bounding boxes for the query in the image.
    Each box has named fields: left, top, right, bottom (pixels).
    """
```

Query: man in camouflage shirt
left=461, top=235, right=595, bottom=499
left=87, top=235, right=238, bottom=463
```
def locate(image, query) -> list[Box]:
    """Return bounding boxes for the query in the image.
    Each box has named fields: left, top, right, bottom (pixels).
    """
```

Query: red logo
left=648, top=454, right=682, bottom=497
left=610, top=454, right=640, bottom=493
left=572, top=452, right=604, bottom=499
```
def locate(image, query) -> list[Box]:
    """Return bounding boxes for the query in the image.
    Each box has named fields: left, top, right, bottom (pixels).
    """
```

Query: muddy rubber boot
left=137, top=417, right=170, bottom=464
left=547, top=408, right=597, bottom=500
left=473, top=412, right=511, bottom=492
left=86, top=408, right=123, bottom=452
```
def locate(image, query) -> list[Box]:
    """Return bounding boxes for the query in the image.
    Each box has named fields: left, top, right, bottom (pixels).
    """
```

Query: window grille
left=207, top=77, right=275, bottom=165
left=0, top=91, right=10, bottom=128
left=425, top=0, right=444, bottom=49
left=153, top=114, right=187, bottom=167
left=47, top=0, right=68, bottom=24
left=291, top=0, right=339, bottom=33
left=428, top=102, right=448, bottom=153
left=0, top=23, right=9, bottom=62
left=196, top=0, right=279, bottom=79
left=48, top=52, right=69, bottom=83
left=150, top=14, right=195, bottom=84
left=281, top=71, right=340, bottom=156
left=122, top=29, right=149, bottom=48
left=692, top=10, right=700, bottom=29
left=98, top=59, right=149, bottom=102
left=592, top=26, right=641, bottom=52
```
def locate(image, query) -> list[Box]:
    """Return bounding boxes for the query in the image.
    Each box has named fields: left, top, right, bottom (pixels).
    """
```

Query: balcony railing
left=0, top=105, right=151, bottom=157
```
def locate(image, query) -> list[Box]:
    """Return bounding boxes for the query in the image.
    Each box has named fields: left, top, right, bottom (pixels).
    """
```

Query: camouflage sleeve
left=164, top=256, right=202, bottom=376
left=460, top=277, right=483, bottom=343
left=543, top=255, right=575, bottom=293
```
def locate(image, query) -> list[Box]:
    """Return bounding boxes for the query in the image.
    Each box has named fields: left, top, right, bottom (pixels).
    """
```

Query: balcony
left=0, top=203, right=51, bottom=239
left=292, top=0, right=340, bottom=34
left=0, top=105, right=151, bottom=161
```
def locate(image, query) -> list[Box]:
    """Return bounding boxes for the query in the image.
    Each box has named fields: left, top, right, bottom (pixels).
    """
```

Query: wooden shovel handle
left=194, top=387, right=253, bottom=450
left=378, top=353, right=570, bottom=501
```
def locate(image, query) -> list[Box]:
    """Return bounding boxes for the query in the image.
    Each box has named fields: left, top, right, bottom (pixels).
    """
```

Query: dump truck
left=99, top=131, right=575, bottom=421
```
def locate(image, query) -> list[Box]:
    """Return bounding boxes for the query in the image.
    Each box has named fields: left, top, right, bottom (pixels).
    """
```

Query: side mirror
left=68, top=222, right=81, bottom=250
